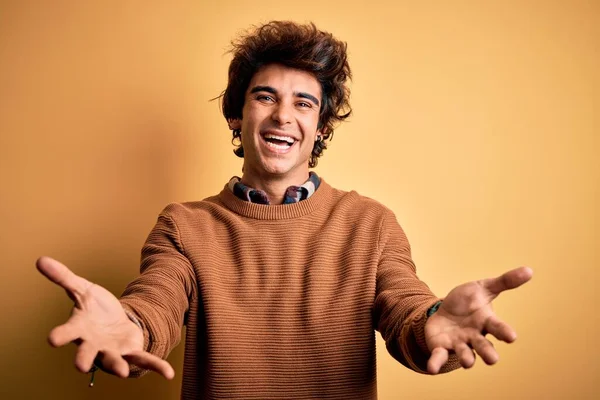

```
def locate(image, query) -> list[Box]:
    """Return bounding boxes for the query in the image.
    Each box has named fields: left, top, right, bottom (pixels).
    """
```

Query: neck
left=240, top=170, right=310, bottom=205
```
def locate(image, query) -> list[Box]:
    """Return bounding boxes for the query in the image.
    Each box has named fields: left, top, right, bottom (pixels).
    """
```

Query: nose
left=271, top=101, right=293, bottom=125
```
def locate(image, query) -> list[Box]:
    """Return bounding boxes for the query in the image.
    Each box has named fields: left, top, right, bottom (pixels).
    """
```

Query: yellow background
left=1, top=0, right=598, bottom=399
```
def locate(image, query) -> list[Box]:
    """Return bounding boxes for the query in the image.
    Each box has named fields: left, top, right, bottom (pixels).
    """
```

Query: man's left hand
left=424, top=266, right=533, bottom=374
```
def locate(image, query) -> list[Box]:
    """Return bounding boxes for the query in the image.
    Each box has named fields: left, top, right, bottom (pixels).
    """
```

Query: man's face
left=230, top=63, right=322, bottom=183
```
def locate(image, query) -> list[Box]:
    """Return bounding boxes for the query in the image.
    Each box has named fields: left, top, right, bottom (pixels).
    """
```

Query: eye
left=297, top=101, right=312, bottom=108
left=256, top=94, right=275, bottom=102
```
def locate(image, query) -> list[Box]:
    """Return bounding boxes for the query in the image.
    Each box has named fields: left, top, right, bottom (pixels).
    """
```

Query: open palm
left=425, top=266, right=533, bottom=374
left=37, top=256, right=174, bottom=379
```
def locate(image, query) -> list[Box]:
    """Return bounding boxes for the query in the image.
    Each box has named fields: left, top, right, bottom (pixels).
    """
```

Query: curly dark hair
left=221, top=20, right=352, bottom=168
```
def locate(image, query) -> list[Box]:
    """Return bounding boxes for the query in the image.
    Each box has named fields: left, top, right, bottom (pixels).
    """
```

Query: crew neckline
left=218, top=179, right=334, bottom=220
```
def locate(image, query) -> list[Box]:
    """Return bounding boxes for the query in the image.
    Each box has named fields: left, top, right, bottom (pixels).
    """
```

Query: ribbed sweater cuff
left=414, top=299, right=439, bottom=355
left=397, top=300, right=437, bottom=373
left=120, top=301, right=169, bottom=378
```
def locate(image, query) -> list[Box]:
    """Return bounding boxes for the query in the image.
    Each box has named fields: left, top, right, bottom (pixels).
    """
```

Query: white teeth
left=264, top=134, right=295, bottom=144
left=265, top=141, right=290, bottom=150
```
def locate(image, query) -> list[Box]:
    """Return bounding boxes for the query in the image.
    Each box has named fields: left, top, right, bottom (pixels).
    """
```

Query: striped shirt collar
left=227, top=172, right=321, bottom=205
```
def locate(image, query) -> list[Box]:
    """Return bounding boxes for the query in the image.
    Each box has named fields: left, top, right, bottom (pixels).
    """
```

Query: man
left=37, top=21, right=533, bottom=399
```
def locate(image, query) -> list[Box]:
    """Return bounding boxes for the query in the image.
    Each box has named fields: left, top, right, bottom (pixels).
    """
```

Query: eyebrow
left=250, top=85, right=320, bottom=107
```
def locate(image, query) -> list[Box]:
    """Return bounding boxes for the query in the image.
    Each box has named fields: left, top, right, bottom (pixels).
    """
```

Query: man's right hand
left=36, top=256, right=175, bottom=379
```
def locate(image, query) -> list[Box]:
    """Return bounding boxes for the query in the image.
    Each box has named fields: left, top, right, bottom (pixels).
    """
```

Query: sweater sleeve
left=373, top=210, right=460, bottom=374
left=119, top=207, right=197, bottom=377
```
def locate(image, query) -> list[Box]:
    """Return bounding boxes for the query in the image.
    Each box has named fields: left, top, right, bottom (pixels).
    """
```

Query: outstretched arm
left=118, top=209, right=198, bottom=376
left=374, top=211, right=461, bottom=373
left=37, top=205, right=197, bottom=379
left=374, top=210, right=532, bottom=374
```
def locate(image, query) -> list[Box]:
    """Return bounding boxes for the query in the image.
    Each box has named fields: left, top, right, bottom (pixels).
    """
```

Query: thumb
left=36, top=256, right=92, bottom=297
left=482, top=266, right=533, bottom=296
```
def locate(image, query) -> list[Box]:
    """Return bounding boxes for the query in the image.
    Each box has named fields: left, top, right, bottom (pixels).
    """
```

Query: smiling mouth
left=262, top=133, right=296, bottom=150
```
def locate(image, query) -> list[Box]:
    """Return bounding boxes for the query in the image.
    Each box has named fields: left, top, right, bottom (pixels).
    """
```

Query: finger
left=74, top=341, right=98, bottom=373
left=98, top=351, right=130, bottom=378
left=427, top=347, right=449, bottom=375
left=48, top=321, right=81, bottom=347
left=123, top=351, right=175, bottom=380
left=483, top=266, right=533, bottom=296
left=455, top=342, right=476, bottom=369
left=36, top=256, right=92, bottom=297
left=484, top=315, right=517, bottom=343
left=471, top=335, right=498, bottom=365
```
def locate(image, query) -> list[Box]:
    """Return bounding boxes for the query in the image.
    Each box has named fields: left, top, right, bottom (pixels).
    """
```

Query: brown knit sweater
left=120, top=180, right=455, bottom=399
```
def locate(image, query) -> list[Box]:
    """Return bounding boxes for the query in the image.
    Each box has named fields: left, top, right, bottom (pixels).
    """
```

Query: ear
left=315, top=129, right=323, bottom=142
left=228, top=119, right=241, bottom=130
